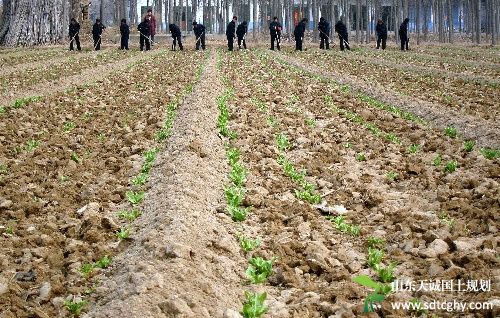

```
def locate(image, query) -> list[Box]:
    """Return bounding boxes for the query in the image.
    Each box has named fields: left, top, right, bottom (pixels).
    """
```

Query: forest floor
left=0, top=41, right=498, bottom=318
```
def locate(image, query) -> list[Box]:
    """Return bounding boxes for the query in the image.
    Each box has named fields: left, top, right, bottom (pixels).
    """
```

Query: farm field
left=0, top=43, right=498, bottom=318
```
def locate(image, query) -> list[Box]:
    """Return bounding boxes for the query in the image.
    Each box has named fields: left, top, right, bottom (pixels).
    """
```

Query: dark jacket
left=294, top=20, right=307, bottom=38
left=138, top=21, right=150, bottom=36
left=269, top=21, right=282, bottom=35
left=236, top=23, right=247, bottom=39
left=399, top=19, right=409, bottom=39
left=376, top=22, right=388, bottom=39
left=193, top=24, right=205, bottom=37
left=318, top=20, right=330, bottom=38
left=169, top=24, right=181, bottom=37
left=69, top=22, right=80, bottom=37
left=120, top=22, right=130, bottom=37
left=334, top=21, right=348, bottom=38
left=226, top=21, right=236, bottom=38
left=92, top=22, right=105, bottom=36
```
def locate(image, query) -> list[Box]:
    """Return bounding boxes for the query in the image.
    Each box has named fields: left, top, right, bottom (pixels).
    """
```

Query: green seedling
left=13, top=96, right=41, bottom=109
left=377, top=262, right=397, bottom=283
left=294, top=188, right=321, bottom=204
left=409, top=298, right=427, bottom=315
left=79, top=263, right=94, bottom=278
left=155, top=128, right=170, bottom=142
left=131, top=173, right=148, bottom=186
left=433, top=154, right=442, bottom=166
left=227, top=205, right=249, bottom=222
left=97, top=133, right=106, bottom=142
left=5, top=226, right=14, bottom=235
left=438, top=211, right=455, bottom=228
left=386, top=171, right=398, bottom=182
left=144, top=148, right=158, bottom=163
left=463, top=140, right=475, bottom=152
left=229, top=162, right=247, bottom=186
left=116, top=227, right=131, bottom=240
left=367, top=247, right=384, bottom=269
left=0, top=164, right=8, bottom=174
left=480, top=148, right=499, bottom=160
left=25, top=139, right=40, bottom=151
left=70, top=153, right=80, bottom=163
left=356, top=153, right=367, bottom=162
left=237, top=234, right=261, bottom=252
left=246, top=257, right=275, bottom=284
left=224, top=185, right=245, bottom=207
left=94, top=255, right=112, bottom=269
left=117, top=209, right=142, bottom=221
left=367, top=237, right=386, bottom=249
left=276, top=133, right=290, bottom=151
left=344, top=142, right=352, bottom=148
left=352, top=275, right=392, bottom=313
left=408, top=144, right=420, bottom=154
left=141, top=161, right=153, bottom=174
left=340, top=84, right=350, bottom=93
left=444, top=126, right=458, bottom=138
left=63, top=121, right=76, bottom=133
left=82, top=112, right=92, bottom=121
left=63, top=299, right=88, bottom=316
left=252, top=98, right=268, bottom=113
left=327, top=215, right=361, bottom=236
left=443, top=160, right=458, bottom=173
left=0, top=106, right=5, bottom=114
left=385, top=133, right=400, bottom=144
left=126, top=191, right=144, bottom=205
left=241, top=291, right=268, bottom=318
left=226, top=147, right=240, bottom=166
left=60, top=175, right=69, bottom=182
left=305, top=118, right=316, bottom=127
left=266, top=116, right=278, bottom=128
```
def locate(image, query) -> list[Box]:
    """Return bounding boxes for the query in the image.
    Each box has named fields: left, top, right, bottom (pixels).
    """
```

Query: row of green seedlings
left=352, top=237, right=398, bottom=313
left=64, top=57, right=205, bottom=317
left=0, top=95, right=41, bottom=115
left=217, top=51, right=271, bottom=318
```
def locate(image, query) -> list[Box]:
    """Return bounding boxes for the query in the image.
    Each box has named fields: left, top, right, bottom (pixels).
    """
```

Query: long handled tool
left=93, top=35, right=102, bottom=50
left=69, top=32, right=79, bottom=46
left=195, top=31, right=205, bottom=46
left=138, top=30, right=156, bottom=46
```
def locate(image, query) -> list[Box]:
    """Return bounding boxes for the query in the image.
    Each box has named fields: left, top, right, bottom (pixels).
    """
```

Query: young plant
left=126, top=191, right=144, bottom=205
left=276, top=133, right=290, bottom=151
left=229, top=162, right=247, bottom=186
left=116, top=227, right=131, bottom=240
left=227, top=205, right=249, bottom=222
left=144, top=148, right=158, bottom=163
left=444, top=126, right=458, bottom=138
left=131, top=173, right=148, bottom=186
left=224, top=185, right=245, bottom=207
left=463, top=140, right=475, bottom=152
left=443, top=160, right=458, bottom=173
left=386, top=171, right=398, bottom=182
left=97, top=133, right=106, bottom=142
left=305, top=118, right=316, bottom=127
left=25, top=139, right=40, bottom=151
left=433, top=154, right=442, bottom=166
left=0, top=106, right=6, bottom=114
left=237, top=234, right=261, bottom=252
left=226, top=147, right=240, bottom=166
left=367, top=237, right=386, bottom=249
left=480, top=148, right=499, bottom=160
left=117, top=209, right=142, bottom=221
left=246, top=257, right=275, bottom=284
left=328, top=215, right=361, bottom=236
left=377, top=262, right=397, bottom=283
left=438, top=211, right=455, bottom=228
left=352, top=275, right=391, bottom=313
left=266, top=116, right=278, bottom=128
left=0, top=164, right=8, bottom=174
left=385, top=133, right=400, bottom=144
left=79, top=263, right=94, bottom=278
left=356, top=153, right=367, bottom=162
left=367, top=247, right=384, bottom=269
left=94, top=255, right=112, bottom=269
left=63, top=121, right=76, bottom=133
left=294, top=188, right=321, bottom=204
left=407, top=144, right=420, bottom=154
left=63, top=299, right=88, bottom=316
left=70, top=153, right=80, bottom=163
left=241, top=291, right=268, bottom=318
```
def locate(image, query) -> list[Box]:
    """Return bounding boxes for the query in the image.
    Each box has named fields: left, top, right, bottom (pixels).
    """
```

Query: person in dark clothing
left=269, top=17, right=282, bottom=50
left=399, top=18, right=410, bottom=50
left=169, top=23, right=183, bottom=51
left=226, top=16, right=237, bottom=51
left=236, top=21, right=248, bottom=49
left=69, top=18, right=81, bottom=51
left=138, top=17, right=151, bottom=51
left=318, top=17, right=330, bottom=50
left=375, top=19, right=388, bottom=50
left=334, top=20, right=350, bottom=51
left=294, top=18, right=308, bottom=51
left=92, top=19, right=106, bottom=50
left=192, top=21, right=206, bottom=50
left=120, top=19, right=130, bottom=50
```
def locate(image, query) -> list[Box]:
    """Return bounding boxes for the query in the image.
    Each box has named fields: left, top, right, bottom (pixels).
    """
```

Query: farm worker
left=376, top=19, right=388, bottom=50
left=318, top=17, right=330, bottom=50
left=146, top=9, right=157, bottom=45
left=334, top=20, right=350, bottom=51
left=69, top=18, right=81, bottom=51
left=169, top=23, right=183, bottom=51
left=226, top=16, right=237, bottom=51
left=92, top=19, right=106, bottom=51
left=138, top=16, right=151, bottom=51
left=399, top=18, right=410, bottom=51
left=269, top=16, right=282, bottom=50
left=120, top=19, right=130, bottom=50
left=236, top=21, right=248, bottom=49
left=294, top=18, right=308, bottom=51
left=192, top=21, right=206, bottom=50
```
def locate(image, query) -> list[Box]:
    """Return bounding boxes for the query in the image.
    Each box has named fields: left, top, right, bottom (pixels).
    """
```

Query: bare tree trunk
left=474, top=0, right=480, bottom=43
left=447, top=0, right=452, bottom=43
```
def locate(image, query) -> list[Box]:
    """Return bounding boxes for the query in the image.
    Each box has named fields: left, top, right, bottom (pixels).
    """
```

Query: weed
left=246, top=257, right=275, bottom=284
left=63, top=121, right=76, bottom=133
left=63, top=299, right=88, bottom=316
left=241, top=291, right=268, bottom=318
left=443, top=160, right=458, bottom=173
left=131, top=173, right=148, bottom=186
left=480, top=148, right=499, bottom=160
left=25, top=139, right=40, bottom=151
left=237, top=234, right=261, bottom=252
left=117, top=209, right=141, bottom=221
left=444, top=126, right=458, bottom=138
left=433, top=154, right=442, bottom=166
left=407, top=144, right=420, bottom=154
left=70, top=153, right=80, bottom=163
left=367, top=237, right=386, bottom=249
left=126, top=191, right=144, bottom=205
left=377, top=262, right=397, bottom=283
left=328, top=215, right=361, bottom=236
left=79, top=263, right=94, bottom=278
left=386, top=172, right=398, bottom=182
left=94, top=255, right=112, bottom=269
left=463, top=140, right=475, bottom=152
left=276, top=133, right=290, bottom=151
left=116, top=227, right=131, bottom=240
left=367, top=247, right=384, bottom=269
left=356, top=153, right=366, bottom=162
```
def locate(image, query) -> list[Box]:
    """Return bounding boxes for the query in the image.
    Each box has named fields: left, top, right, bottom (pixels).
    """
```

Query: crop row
left=0, top=47, right=69, bottom=67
